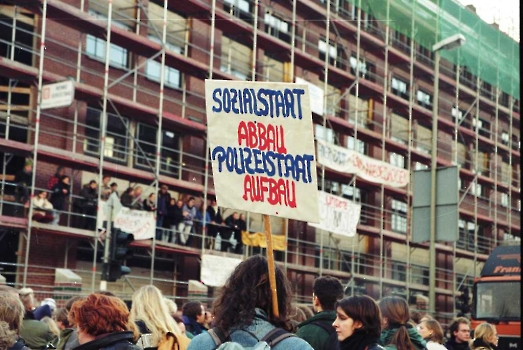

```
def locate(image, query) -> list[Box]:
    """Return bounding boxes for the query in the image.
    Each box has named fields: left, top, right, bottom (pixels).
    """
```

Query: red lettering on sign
left=242, top=175, right=296, bottom=208
left=237, top=121, right=287, bottom=154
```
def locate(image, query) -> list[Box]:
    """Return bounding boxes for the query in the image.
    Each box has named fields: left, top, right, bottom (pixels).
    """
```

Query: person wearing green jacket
left=378, top=296, right=427, bottom=350
left=296, top=276, right=344, bottom=350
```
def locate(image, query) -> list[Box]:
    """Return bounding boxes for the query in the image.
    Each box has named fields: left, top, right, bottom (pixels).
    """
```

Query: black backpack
left=310, top=320, right=340, bottom=350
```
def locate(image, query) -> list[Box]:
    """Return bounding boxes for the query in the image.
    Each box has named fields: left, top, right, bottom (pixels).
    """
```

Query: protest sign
left=201, top=254, right=243, bottom=287
left=316, top=139, right=409, bottom=188
left=205, top=80, right=320, bottom=223
left=308, top=191, right=361, bottom=237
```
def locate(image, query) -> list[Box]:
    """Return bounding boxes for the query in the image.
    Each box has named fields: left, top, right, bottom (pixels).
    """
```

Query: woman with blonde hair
left=130, top=285, right=190, bottom=350
left=470, top=323, right=498, bottom=350
left=416, top=319, right=446, bottom=350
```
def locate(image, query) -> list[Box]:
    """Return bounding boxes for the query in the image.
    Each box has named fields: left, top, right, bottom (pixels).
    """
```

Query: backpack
left=208, top=327, right=295, bottom=350
left=160, top=332, right=191, bottom=350
left=309, top=320, right=340, bottom=350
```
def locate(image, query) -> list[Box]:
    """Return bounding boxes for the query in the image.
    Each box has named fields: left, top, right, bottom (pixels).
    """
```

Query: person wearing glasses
left=470, top=323, right=498, bottom=350
left=445, top=317, right=471, bottom=350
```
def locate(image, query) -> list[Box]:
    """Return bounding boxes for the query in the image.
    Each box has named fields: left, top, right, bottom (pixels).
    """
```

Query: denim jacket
left=187, top=309, right=313, bottom=350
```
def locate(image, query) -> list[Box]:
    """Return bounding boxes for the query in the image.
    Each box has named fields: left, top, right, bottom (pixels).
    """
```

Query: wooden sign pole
left=263, top=214, right=279, bottom=318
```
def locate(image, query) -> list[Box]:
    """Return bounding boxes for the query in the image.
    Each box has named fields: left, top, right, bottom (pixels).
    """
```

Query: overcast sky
left=456, top=0, right=520, bottom=42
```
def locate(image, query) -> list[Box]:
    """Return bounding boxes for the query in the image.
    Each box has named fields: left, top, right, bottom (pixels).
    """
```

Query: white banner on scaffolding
left=308, top=191, right=361, bottom=237
left=201, top=254, right=243, bottom=287
left=205, top=80, right=320, bottom=223
left=316, top=139, right=409, bottom=188
left=97, top=193, right=155, bottom=240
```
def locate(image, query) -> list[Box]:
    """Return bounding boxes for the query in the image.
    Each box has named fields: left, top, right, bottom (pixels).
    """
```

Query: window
left=223, top=0, right=252, bottom=22
left=221, top=37, right=251, bottom=80
left=264, top=13, right=290, bottom=43
left=500, top=192, right=509, bottom=207
left=390, top=152, right=405, bottom=169
left=350, top=56, right=367, bottom=78
left=472, top=118, right=490, bottom=138
left=145, top=36, right=181, bottom=88
left=500, top=91, right=509, bottom=107
left=135, top=123, right=180, bottom=176
left=501, top=132, right=510, bottom=146
left=391, top=199, right=407, bottom=233
left=414, top=162, right=428, bottom=170
left=391, top=77, right=408, bottom=99
left=452, top=106, right=466, bottom=124
left=84, top=107, right=129, bottom=164
left=315, top=124, right=335, bottom=143
left=86, top=11, right=128, bottom=69
left=392, top=261, right=406, bottom=281
left=416, top=90, right=432, bottom=109
left=319, top=38, right=344, bottom=69
left=470, top=181, right=483, bottom=197
left=458, top=220, right=475, bottom=251
left=347, top=136, right=366, bottom=154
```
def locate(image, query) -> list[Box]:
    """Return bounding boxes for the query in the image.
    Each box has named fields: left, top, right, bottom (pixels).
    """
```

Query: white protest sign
left=205, top=80, right=320, bottom=223
left=97, top=195, right=155, bottom=240
left=316, top=139, right=409, bottom=188
left=295, top=77, right=324, bottom=116
left=308, top=191, right=361, bottom=237
left=201, top=254, right=243, bottom=287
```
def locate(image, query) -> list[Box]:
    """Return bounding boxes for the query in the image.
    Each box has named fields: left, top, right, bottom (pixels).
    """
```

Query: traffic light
left=102, top=228, right=134, bottom=282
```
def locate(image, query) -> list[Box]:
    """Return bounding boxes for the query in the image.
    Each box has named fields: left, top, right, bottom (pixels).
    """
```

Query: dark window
left=135, top=123, right=180, bottom=177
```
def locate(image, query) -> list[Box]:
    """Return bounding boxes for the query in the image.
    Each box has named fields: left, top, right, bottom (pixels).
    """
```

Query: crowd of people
left=0, top=255, right=500, bottom=350
left=15, top=163, right=247, bottom=252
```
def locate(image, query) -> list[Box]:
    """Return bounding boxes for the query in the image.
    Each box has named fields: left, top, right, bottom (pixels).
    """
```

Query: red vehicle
left=471, top=244, right=520, bottom=350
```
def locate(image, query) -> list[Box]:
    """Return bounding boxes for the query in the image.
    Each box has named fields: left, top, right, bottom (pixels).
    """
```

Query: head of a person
left=163, top=298, right=177, bottom=316
left=54, top=308, right=71, bottom=330
left=417, top=319, right=444, bottom=344
left=160, top=185, right=168, bottom=193
left=176, top=200, right=184, bottom=208
left=312, top=276, right=344, bottom=312
left=69, top=293, right=130, bottom=344
left=419, top=314, right=433, bottom=324
left=130, top=285, right=182, bottom=341
left=102, top=175, right=111, bottom=185
left=18, top=287, right=35, bottom=311
left=65, top=296, right=84, bottom=313
left=124, top=187, right=133, bottom=195
left=212, top=254, right=293, bottom=332
left=24, top=160, right=32, bottom=172
left=37, top=191, right=48, bottom=199
left=378, top=296, right=415, bottom=350
left=110, top=182, right=118, bottom=191
left=41, top=316, right=60, bottom=337
left=182, top=301, right=205, bottom=325
left=89, top=180, right=97, bottom=189
left=55, top=166, right=65, bottom=177
left=210, top=197, right=217, bottom=206
left=148, top=193, right=156, bottom=201
left=0, top=291, right=24, bottom=333
left=232, top=212, right=239, bottom=220
left=0, top=320, right=16, bottom=350
left=187, top=197, right=195, bottom=207
left=172, top=315, right=186, bottom=335
left=448, top=317, right=471, bottom=343
left=40, top=298, right=56, bottom=312
left=133, top=186, right=142, bottom=197
left=240, top=213, right=246, bottom=221
left=61, top=175, right=70, bottom=185
left=473, top=322, right=498, bottom=348
left=333, top=295, right=382, bottom=342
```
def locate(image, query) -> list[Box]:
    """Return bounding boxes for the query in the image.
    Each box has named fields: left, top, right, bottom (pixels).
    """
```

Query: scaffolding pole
left=24, top=0, right=48, bottom=288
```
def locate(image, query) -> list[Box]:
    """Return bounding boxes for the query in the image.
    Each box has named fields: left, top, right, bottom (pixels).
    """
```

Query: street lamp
left=429, top=33, right=466, bottom=314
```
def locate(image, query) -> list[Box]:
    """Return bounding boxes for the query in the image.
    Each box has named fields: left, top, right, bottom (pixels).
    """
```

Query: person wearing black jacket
left=445, top=317, right=471, bottom=350
left=69, top=294, right=140, bottom=350
left=206, top=197, right=223, bottom=239
left=79, top=180, right=98, bottom=231
left=333, top=295, right=385, bottom=350
left=50, top=175, right=70, bottom=225
left=14, top=160, right=33, bottom=214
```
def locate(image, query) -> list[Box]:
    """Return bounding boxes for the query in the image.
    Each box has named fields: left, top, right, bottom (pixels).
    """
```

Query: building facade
left=0, top=0, right=520, bottom=324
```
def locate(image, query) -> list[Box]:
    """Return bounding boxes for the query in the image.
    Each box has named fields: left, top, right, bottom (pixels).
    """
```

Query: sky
left=456, top=0, right=520, bottom=42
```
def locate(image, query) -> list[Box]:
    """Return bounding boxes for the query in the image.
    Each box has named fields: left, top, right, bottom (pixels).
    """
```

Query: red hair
left=69, top=294, right=130, bottom=336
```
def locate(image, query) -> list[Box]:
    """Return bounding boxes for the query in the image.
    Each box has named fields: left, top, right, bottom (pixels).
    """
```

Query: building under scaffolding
left=0, top=0, right=520, bottom=324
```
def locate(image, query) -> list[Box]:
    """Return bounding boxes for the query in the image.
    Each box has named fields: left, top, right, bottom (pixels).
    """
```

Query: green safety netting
left=348, top=0, right=520, bottom=100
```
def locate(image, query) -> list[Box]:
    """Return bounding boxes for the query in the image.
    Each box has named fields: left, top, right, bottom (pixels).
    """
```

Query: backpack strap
left=208, top=328, right=229, bottom=348
left=260, top=328, right=294, bottom=347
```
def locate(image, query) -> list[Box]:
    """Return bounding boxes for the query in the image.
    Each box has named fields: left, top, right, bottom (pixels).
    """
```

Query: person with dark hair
left=69, top=293, right=141, bottom=350
left=187, top=255, right=312, bottom=349
left=143, top=193, right=157, bottom=212
left=50, top=175, right=70, bottom=225
left=100, top=175, right=112, bottom=201
left=445, top=317, right=471, bottom=350
left=156, top=185, right=171, bottom=240
left=224, top=212, right=242, bottom=253
left=110, top=182, right=119, bottom=197
left=14, top=159, right=33, bottom=208
left=378, top=296, right=426, bottom=350
left=296, top=276, right=344, bottom=350
left=206, top=197, right=223, bottom=241
left=79, top=180, right=98, bottom=230
left=31, top=190, right=55, bottom=223
left=333, top=295, right=385, bottom=350
left=417, top=318, right=446, bottom=350
left=48, top=166, right=65, bottom=191
left=0, top=291, right=30, bottom=350
left=165, top=198, right=183, bottom=243
left=182, top=301, right=207, bottom=337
